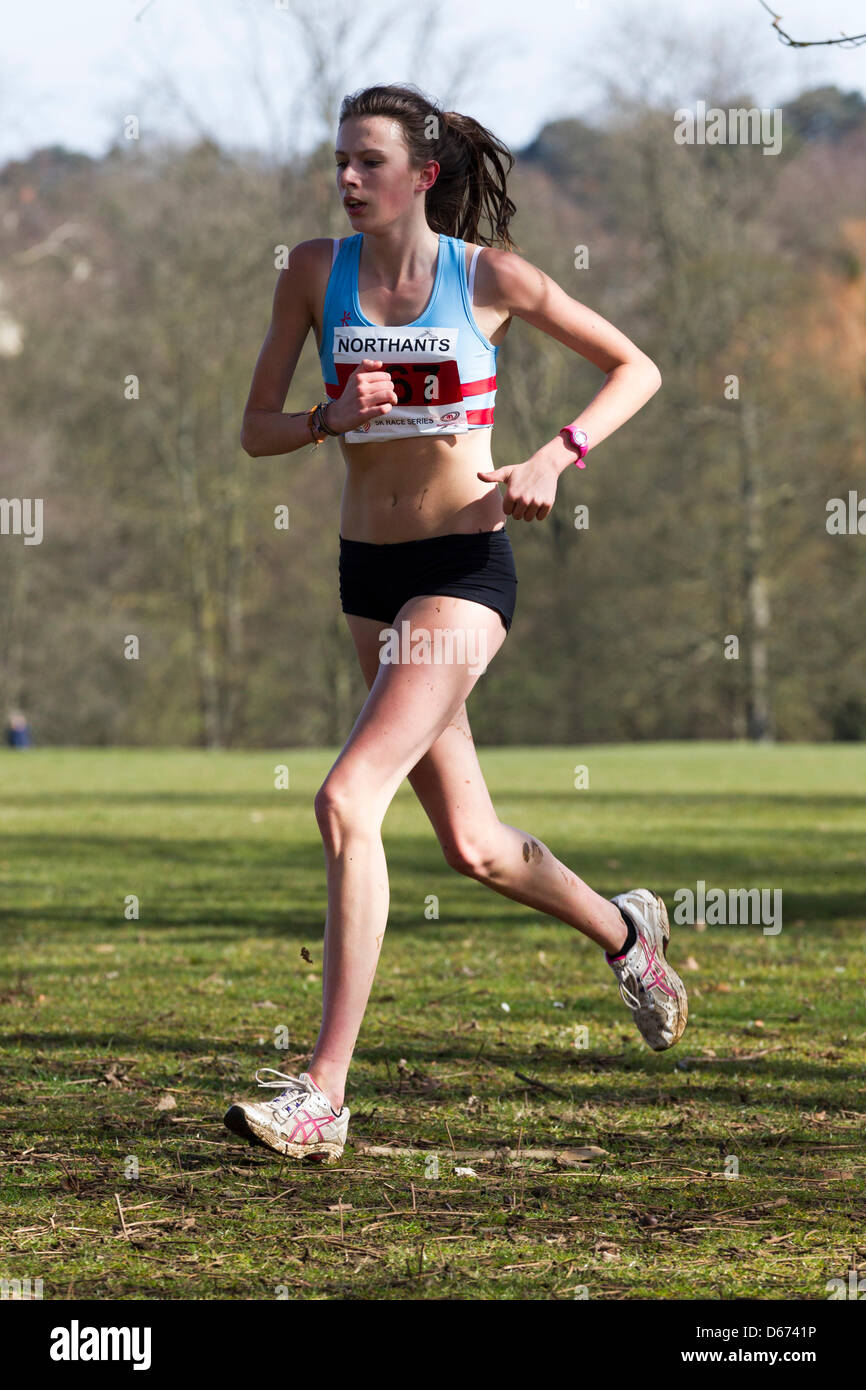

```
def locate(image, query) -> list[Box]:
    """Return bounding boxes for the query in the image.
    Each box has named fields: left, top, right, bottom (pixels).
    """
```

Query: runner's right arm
left=240, top=243, right=396, bottom=457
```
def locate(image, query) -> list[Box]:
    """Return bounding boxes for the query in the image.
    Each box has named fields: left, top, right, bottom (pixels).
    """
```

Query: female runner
left=225, top=84, right=688, bottom=1161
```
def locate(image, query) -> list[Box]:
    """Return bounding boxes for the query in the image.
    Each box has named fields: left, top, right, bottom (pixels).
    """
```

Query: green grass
left=1, top=743, right=865, bottom=1300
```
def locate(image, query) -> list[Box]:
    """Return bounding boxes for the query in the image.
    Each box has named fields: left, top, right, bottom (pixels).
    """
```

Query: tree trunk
left=220, top=390, right=249, bottom=747
left=739, top=395, right=774, bottom=742
left=176, top=404, right=223, bottom=749
left=0, top=546, right=27, bottom=717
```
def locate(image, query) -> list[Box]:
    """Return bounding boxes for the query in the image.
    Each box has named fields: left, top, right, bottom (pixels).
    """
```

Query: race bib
left=329, top=326, right=467, bottom=442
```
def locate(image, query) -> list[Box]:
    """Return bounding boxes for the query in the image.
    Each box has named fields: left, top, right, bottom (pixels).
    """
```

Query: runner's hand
left=477, top=456, right=560, bottom=522
left=326, top=360, right=399, bottom=434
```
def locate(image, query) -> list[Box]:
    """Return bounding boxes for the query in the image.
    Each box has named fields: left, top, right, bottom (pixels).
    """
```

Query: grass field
left=1, top=743, right=865, bottom=1301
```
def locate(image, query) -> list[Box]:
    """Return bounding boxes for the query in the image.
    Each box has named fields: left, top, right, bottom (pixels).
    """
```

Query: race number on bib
left=329, top=326, right=467, bottom=442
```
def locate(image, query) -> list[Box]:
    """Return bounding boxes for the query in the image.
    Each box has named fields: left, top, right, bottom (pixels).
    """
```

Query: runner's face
left=335, top=117, right=437, bottom=228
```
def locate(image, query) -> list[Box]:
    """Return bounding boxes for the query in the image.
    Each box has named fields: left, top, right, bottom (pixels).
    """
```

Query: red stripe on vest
left=461, top=375, right=497, bottom=397
left=466, top=406, right=495, bottom=425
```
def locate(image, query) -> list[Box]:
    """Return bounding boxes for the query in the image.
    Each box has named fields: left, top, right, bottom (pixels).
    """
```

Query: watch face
left=571, top=429, right=588, bottom=446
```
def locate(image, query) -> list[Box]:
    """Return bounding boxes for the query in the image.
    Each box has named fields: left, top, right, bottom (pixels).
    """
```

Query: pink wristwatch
left=560, top=426, right=589, bottom=467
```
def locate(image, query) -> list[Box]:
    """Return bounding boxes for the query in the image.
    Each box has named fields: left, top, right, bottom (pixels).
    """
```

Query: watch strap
left=560, top=426, right=589, bottom=467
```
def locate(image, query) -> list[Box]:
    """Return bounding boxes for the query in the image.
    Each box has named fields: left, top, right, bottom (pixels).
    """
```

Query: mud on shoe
left=606, top=888, right=688, bottom=1051
left=224, top=1069, right=349, bottom=1162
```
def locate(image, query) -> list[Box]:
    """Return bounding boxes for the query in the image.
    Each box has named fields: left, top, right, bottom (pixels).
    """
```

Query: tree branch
left=757, top=0, right=866, bottom=48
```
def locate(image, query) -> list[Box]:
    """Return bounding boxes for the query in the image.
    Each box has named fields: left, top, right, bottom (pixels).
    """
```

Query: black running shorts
left=338, top=528, right=518, bottom=633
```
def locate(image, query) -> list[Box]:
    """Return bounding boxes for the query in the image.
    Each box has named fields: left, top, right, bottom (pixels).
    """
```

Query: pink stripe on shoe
left=287, top=1109, right=335, bottom=1144
left=639, top=936, right=678, bottom=998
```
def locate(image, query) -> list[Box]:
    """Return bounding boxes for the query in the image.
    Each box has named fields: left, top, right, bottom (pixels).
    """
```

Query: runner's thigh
left=328, top=595, right=505, bottom=804
left=344, top=606, right=502, bottom=852
left=327, top=595, right=505, bottom=811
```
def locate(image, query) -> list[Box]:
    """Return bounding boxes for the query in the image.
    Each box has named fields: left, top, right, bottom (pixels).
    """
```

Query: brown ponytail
left=337, top=83, right=518, bottom=250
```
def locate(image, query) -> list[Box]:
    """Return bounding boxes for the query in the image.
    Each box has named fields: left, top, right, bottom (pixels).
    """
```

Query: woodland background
left=1, top=25, right=864, bottom=748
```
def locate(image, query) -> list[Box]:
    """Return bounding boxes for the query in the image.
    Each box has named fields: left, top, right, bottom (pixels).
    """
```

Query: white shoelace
left=612, top=945, right=651, bottom=1013
left=617, top=971, right=646, bottom=1012
left=253, top=1068, right=312, bottom=1112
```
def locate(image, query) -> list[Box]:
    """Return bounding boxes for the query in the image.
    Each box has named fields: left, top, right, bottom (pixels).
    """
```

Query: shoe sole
left=223, top=1104, right=343, bottom=1162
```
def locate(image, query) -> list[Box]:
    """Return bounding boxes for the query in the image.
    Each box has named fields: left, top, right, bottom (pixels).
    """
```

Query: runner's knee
left=315, top=776, right=377, bottom=839
left=441, top=826, right=502, bottom=879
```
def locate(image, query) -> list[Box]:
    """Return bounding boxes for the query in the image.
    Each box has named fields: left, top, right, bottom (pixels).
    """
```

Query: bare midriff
left=337, top=430, right=507, bottom=542
left=314, top=237, right=511, bottom=544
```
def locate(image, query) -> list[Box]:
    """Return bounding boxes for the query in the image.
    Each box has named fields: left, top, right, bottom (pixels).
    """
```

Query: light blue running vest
left=319, top=233, right=498, bottom=443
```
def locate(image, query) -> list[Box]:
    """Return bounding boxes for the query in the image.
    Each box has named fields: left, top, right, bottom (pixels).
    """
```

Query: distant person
left=5, top=710, right=32, bottom=749
left=225, top=82, right=688, bottom=1163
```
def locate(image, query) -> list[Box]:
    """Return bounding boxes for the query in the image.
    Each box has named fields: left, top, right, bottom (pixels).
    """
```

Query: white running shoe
left=606, top=889, right=688, bottom=1051
left=224, top=1069, right=350, bottom=1161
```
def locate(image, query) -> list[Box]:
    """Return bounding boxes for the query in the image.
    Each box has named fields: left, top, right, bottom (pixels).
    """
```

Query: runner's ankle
left=307, top=1069, right=344, bottom=1113
left=608, top=904, right=637, bottom=957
